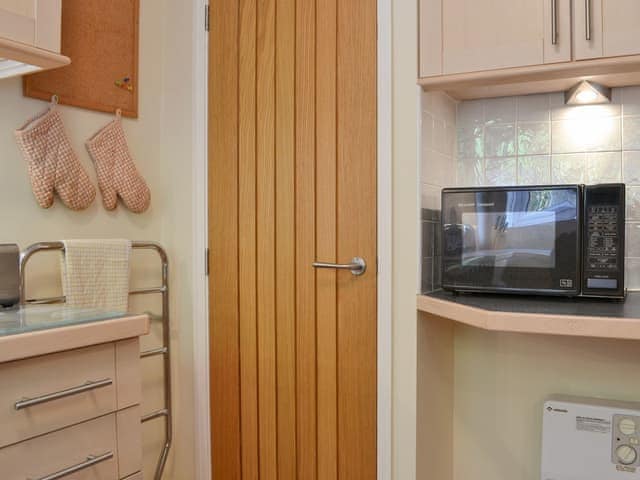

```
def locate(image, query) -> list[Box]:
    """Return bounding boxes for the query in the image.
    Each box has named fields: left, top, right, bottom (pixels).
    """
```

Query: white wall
left=0, top=1, right=196, bottom=478
left=391, top=0, right=420, bottom=479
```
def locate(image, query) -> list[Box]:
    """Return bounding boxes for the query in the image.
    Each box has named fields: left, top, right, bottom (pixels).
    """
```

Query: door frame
left=191, top=1, right=393, bottom=478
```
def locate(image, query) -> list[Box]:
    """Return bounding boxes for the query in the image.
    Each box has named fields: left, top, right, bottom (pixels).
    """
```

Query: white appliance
left=542, top=395, right=640, bottom=480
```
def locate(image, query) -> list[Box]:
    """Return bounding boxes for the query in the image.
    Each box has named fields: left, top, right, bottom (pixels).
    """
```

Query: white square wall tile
left=485, top=157, right=516, bottom=185
left=623, top=116, right=640, bottom=150
left=421, top=149, right=451, bottom=186
left=484, top=96, right=516, bottom=124
left=429, top=92, right=456, bottom=125
left=457, top=158, right=484, bottom=186
left=421, top=112, right=434, bottom=150
left=626, top=257, right=640, bottom=291
left=626, top=223, right=640, bottom=258
left=586, top=152, right=622, bottom=183
left=457, top=125, right=483, bottom=159
left=624, top=151, right=640, bottom=185
left=485, top=123, right=516, bottom=157
left=552, top=153, right=586, bottom=184
left=518, top=155, right=550, bottom=185
left=622, top=86, right=640, bottom=117
left=457, top=99, right=484, bottom=127
left=421, top=183, right=441, bottom=211
left=516, top=94, right=550, bottom=122
left=551, top=116, right=621, bottom=153
left=433, top=119, right=455, bottom=156
left=627, top=187, right=640, bottom=221
left=551, top=103, right=622, bottom=121
left=517, top=121, right=550, bottom=155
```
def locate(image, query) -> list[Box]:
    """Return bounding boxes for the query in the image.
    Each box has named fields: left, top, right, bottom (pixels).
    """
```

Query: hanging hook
left=50, top=94, right=59, bottom=106
left=115, top=108, right=122, bottom=119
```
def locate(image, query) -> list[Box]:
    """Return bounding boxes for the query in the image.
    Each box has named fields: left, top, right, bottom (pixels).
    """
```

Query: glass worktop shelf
left=0, top=305, right=128, bottom=338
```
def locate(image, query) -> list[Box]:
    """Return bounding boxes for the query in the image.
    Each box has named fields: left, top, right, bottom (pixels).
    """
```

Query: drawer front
left=0, top=343, right=117, bottom=447
left=117, top=406, right=142, bottom=478
left=0, top=413, right=118, bottom=480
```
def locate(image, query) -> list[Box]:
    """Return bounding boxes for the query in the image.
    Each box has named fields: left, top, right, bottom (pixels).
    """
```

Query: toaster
left=0, top=244, right=20, bottom=308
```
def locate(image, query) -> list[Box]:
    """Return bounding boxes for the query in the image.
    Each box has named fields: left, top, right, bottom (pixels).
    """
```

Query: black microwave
left=440, top=184, right=625, bottom=299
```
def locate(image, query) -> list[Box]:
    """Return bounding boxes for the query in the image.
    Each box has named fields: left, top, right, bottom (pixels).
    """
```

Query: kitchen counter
left=418, top=290, right=640, bottom=340
left=0, top=305, right=149, bottom=363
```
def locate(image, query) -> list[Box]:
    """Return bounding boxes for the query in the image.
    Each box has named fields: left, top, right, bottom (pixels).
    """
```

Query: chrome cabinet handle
left=551, top=0, right=558, bottom=45
left=312, top=257, right=366, bottom=276
left=15, top=378, right=113, bottom=410
left=585, top=0, right=592, bottom=40
left=28, top=452, right=113, bottom=480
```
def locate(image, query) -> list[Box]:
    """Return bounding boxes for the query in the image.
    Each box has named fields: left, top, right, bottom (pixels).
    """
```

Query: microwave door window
left=460, top=210, right=557, bottom=269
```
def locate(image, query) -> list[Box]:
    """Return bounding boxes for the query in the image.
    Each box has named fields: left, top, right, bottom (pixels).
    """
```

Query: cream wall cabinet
left=420, top=0, right=571, bottom=77
left=574, top=0, right=640, bottom=60
left=0, top=0, right=61, bottom=53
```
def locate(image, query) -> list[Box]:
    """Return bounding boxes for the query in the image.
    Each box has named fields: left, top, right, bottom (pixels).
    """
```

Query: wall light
left=565, top=80, right=612, bottom=105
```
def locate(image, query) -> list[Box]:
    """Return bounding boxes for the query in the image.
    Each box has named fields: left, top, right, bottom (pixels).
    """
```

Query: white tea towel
left=60, top=239, right=132, bottom=312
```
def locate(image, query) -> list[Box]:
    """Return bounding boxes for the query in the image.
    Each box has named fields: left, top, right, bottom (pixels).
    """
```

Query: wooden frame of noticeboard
left=24, top=0, right=139, bottom=118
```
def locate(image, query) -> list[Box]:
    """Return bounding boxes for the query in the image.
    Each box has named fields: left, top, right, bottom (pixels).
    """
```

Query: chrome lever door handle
left=312, top=257, right=366, bottom=276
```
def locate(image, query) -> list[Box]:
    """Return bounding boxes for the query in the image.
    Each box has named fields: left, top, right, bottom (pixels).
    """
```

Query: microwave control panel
left=542, top=396, right=640, bottom=480
left=582, top=184, right=625, bottom=297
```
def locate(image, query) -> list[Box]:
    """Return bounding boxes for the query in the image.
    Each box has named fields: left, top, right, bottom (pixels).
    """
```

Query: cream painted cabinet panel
left=0, top=343, right=117, bottom=448
left=574, top=0, right=603, bottom=59
left=574, top=0, right=640, bottom=60
left=602, top=0, right=640, bottom=57
left=0, top=414, right=118, bottom=480
left=443, top=0, right=543, bottom=74
left=0, top=0, right=61, bottom=52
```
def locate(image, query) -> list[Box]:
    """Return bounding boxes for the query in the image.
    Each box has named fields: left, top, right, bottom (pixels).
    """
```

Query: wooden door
left=208, top=0, right=377, bottom=479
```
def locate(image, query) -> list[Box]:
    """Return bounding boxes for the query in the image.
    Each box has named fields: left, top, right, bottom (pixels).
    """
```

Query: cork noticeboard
left=24, top=0, right=139, bottom=118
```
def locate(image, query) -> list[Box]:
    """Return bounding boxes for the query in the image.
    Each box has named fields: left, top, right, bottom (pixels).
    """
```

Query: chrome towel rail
left=19, top=241, right=172, bottom=480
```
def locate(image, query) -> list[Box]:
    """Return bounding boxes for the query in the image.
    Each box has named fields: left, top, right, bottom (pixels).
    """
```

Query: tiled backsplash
left=420, top=87, right=640, bottom=292
left=421, top=92, right=457, bottom=293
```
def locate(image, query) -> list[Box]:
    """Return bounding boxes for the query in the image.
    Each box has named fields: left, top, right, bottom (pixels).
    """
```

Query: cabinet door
left=438, top=0, right=569, bottom=75
left=575, top=0, right=640, bottom=60
left=602, top=0, right=640, bottom=57
left=0, top=0, right=60, bottom=53
left=0, top=1, right=36, bottom=46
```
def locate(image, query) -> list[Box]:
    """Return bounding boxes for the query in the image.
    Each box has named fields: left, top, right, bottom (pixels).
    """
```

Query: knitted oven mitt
left=14, top=104, right=96, bottom=210
left=85, top=112, right=150, bottom=213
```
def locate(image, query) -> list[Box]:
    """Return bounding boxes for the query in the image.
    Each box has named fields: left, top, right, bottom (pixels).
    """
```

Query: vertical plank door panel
left=238, top=0, right=259, bottom=478
left=209, top=0, right=377, bottom=478
left=316, top=0, right=339, bottom=478
left=209, top=1, right=241, bottom=479
left=256, top=0, right=278, bottom=478
left=337, top=0, right=378, bottom=478
left=275, top=0, right=298, bottom=478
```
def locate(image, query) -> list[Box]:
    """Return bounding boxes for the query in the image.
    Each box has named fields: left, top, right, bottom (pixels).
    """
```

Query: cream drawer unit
left=0, top=339, right=141, bottom=448
left=0, top=408, right=142, bottom=480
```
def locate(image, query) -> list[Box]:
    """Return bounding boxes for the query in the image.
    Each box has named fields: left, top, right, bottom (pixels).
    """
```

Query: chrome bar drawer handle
left=28, top=452, right=113, bottom=480
left=312, top=257, right=366, bottom=276
left=15, top=378, right=113, bottom=410
left=551, top=0, right=558, bottom=45
left=585, top=0, right=592, bottom=40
